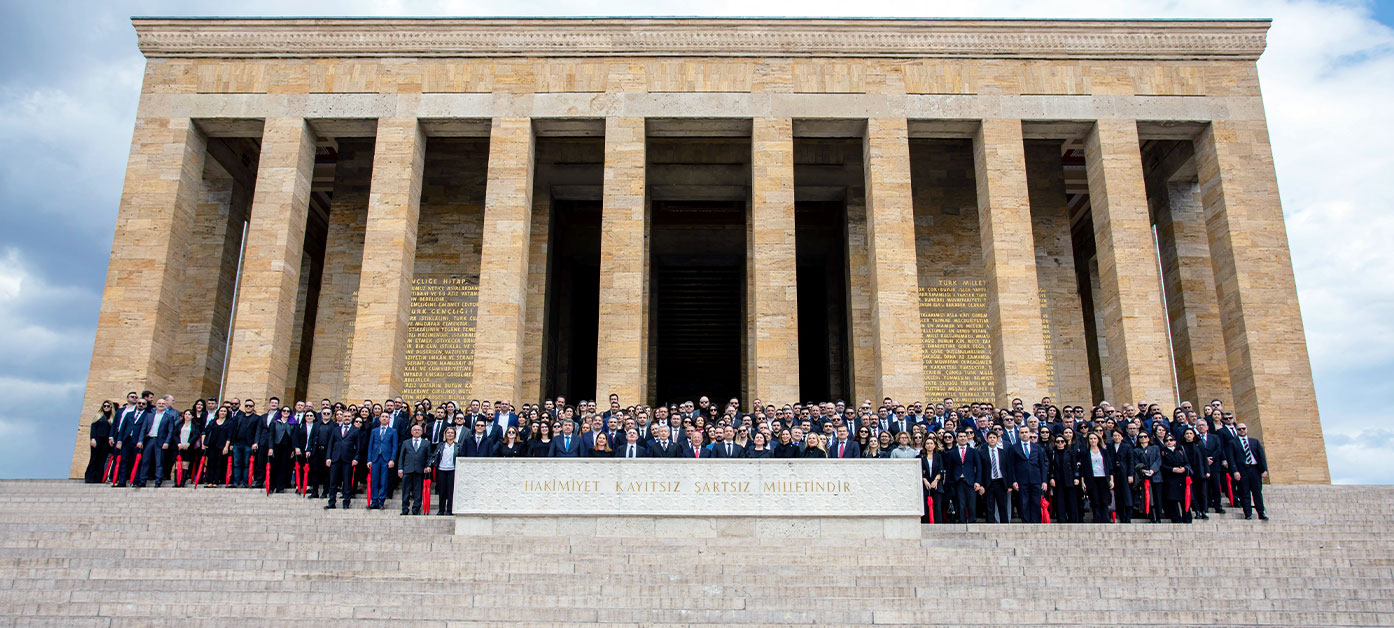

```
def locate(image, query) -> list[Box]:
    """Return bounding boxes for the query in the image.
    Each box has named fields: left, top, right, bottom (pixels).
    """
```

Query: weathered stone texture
left=748, top=118, right=801, bottom=404
left=1155, top=179, right=1232, bottom=410
left=595, top=117, right=648, bottom=405
left=845, top=188, right=876, bottom=406
left=863, top=118, right=926, bottom=403
left=345, top=118, right=426, bottom=401
left=520, top=188, right=550, bottom=403
left=72, top=117, right=207, bottom=479
left=1025, top=141, right=1093, bottom=406
left=223, top=117, right=317, bottom=403
left=973, top=119, right=1048, bottom=405
left=473, top=118, right=535, bottom=406
left=1195, top=120, right=1329, bottom=484
left=1084, top=120, right=1177, bottom=407
left=306, top=139, right=372, bottom=403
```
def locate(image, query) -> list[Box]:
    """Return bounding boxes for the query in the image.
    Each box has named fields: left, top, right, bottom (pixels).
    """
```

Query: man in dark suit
left=325, top=411, right=360, bottom=509
left=426, top=407, right=450, bottom=445
left=231, top=400, right=259, bottom=488
left=298, top=409, right=332, bottom=498
left=462, top=418, right=495, bottom=457
left=615, top=429, right=649, bottom=459
left=1230, top=423, right=1269, bottom=520
left=396, top=423, right=432, bottom=515
left=1196, top=420, right=1227, bottom=514
left=365, top=413, right=398, bottom=509
left=647, top=425, right=679, bottom=458
left=267, top=411, right=296, bottom=493
left=979, top=431, right=1012, bottom=523
left=888, top=406, right=914, bottom=438
left=251, top=404, right=276, bottom=489
left=829, top=425, right=860, bottom=459
left=135, top=395, right=177, bottom=488
left=110, top=395, right=146, bottom=487
left=550, top=419, right=582, bottom=457
left=1009, top=427, right=1048, bottom=523
left=710, top=426, right=745, bottom=458
left=945, top=430, right=982, bottom=523
left=681, top=430, right=707, bottom=459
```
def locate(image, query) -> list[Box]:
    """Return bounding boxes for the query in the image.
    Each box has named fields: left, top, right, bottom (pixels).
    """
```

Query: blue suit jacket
left=828, top=439, right=861, bottom=459
left=1008, top=442, right=1048, bottom=486
left=366, top=426, right=398, bottom=462
left=946, top=445, right=981, bottom=485
left=138, top=408, right=177, bottom=445
left=549, top=434, right=582, bottom=457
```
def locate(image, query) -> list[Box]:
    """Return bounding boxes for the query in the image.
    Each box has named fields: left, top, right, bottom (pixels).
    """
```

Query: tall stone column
left=1083, top=120, right=1177, bottom=406
left=1155, top=179, right=1232, bottom=409
left=863, top=118, right=926, bottom=404
left=346, top=118, right=426, bottom=401
left=1194, top=120, right=1329, bottom=484
left=845, top=187, right=877, bottom=406
left=520, top=186, right=550, bottom=404
left=72, top=117, right=207, bottom=478
left=973, top=119, right=1048, bottom=405
left=473, top=118, right=535, bottom=406
left=306, top=139, right=373, bottom=403
left=749, top=117, right=801, bottom=404
left=595, top=117, right=648, bottom=406
left=223, top=118, right=317, bottom=403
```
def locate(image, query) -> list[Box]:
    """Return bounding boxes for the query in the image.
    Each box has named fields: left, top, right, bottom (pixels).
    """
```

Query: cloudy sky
left=0, top=1, right=1390, bottom=482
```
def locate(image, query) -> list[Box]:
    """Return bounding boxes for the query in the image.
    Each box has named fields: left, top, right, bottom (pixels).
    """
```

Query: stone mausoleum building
left=73, top=17, right=1327, bottom=483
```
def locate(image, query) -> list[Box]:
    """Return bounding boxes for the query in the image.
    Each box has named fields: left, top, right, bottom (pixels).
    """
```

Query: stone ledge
left=132, top=18, right=1270, bottom=61
left=455, top=514, right=922, bottom=539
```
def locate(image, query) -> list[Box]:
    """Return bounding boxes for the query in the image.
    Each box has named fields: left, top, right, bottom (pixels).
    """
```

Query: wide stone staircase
left=0, top=480, right=1390, bottom=626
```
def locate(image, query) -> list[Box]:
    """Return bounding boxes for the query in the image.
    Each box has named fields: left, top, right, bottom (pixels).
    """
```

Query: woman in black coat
left=772, top=429, right=800, bottom=458
left=1048, top=433, right=1081, bottom=523
left=201, top=407, right=233, bottom=487
left=84, top=401, right=115, bottom=483
left=1159, top=434, right=1192, bottom=524
left=920, top=439, right=945, bottom=524
left=747, top=432, right=773, bottom=459
left=495, top=426, right=527, bottom=457
left=170, top=409, right=204, bottom=487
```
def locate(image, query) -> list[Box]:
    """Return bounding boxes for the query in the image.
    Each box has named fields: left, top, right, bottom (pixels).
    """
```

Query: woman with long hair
left=496, top=426, right=526, bottom=457
left=920, top=437, right=945, bottom=524
left=528, top=421, right=554, bottom=457
left=748, top=431, right=772, bottom=459
left=800, top=433, right=828, bottom=458
left=592, top=432, right=613, bottom=456
left=85, top=401, right=116, bottom=483
left=1081, top=432, right=1113, bottom=523
left=202, top=406, right=232, bottom=488
left=433, top=427, right=458, bottom=516
left=1049, top=433, right=1081, bottom=523
left=170, top=409, right=204, bottom=488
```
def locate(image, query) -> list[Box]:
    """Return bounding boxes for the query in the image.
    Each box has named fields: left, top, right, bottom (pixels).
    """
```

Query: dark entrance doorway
left=650, top=200, right=746, bottom=406
left=796, top=201, right=851, bottom=402
left=542, top=199, right=600, bottom=402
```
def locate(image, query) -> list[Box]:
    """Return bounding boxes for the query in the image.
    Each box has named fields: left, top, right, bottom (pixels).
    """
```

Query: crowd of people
left=84, top=391, right=1271, bottom=522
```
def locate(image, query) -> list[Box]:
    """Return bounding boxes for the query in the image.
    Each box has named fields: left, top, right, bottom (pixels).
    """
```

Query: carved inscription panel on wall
left=402, top=275, right=478, bottom=401
left=919, top=278, right=994, bottom=402
left=454, top=459, right=923, bottom=516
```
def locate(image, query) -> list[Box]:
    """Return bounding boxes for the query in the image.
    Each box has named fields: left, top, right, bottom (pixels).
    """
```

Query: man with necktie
left=615, top=429, right=648, bottom=458
left=829, top=424, right=860, bottom=459
left=1009, top=427, right=1048, bottom=523
left=325, top=411, right=360, bottom=509
left=946, top=429, right=982, bottom=523
left=888, top=406, right=913, bottom=437
left=1197, top=420, right=1226, bottom=514
left=549, top=419, right=581, bottom=457
left=981, top=431, right=1011, bottom=523
left=299, top=409, right=333, bottom=498
left=365, top=412, right=398, bottom=509
left=396, top=424, right=432, bottom=515
left=681, top=429, right=706, bottom=459
left=648, top=425, right=677, bottom=458
left=110, top=393, right=144, bottom=487
left=1230, top=422, right=1269, bottom=520
left=135, top=395, right=177, bottom=488
left=711, top=425, right=745, bottom=458
left=463, top=418, right=495, bottom=457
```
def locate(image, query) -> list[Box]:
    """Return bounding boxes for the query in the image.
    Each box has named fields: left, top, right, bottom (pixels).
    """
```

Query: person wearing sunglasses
left=1229, top=423, right=1269, bottom=520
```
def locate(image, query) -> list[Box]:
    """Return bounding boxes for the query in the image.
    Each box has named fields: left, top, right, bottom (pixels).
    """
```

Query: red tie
left=960, top=447, right=966, bottom=462
left=694, top=447, right=699, bottom=459
left=839, top=443, right=845, bottom=458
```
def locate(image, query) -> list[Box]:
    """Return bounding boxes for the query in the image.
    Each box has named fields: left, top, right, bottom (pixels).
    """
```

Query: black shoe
left=113, top=483, right=126, bottom=488
left=308, top=492, right=320, bottom=499
left=274, top=489, right=284, bottom=494
left=1215, top=508, right=1226, bottom=514
left=153, top=481, right=162, bottom=488
left=1259, top=514, right=1269, bottom=521
left=1199, top=514, right=1209, bottom=520
left=325, top=503, right=337, bottom=510
left=400, top=511, right=408, bottom=516
left=342, top=502, right=351, bottom=509
left=1244, top=514, right=1253, bottom=520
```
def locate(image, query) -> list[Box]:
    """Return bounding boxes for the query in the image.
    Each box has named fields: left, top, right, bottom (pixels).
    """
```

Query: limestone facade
left=71, top=18, right=1328, bottom=483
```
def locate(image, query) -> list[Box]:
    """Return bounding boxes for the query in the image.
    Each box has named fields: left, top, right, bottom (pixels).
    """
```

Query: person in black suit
left=169, top=409, right=203, bottom=488
left=396, top=423, right=432, bottom=515
left=615, top=429, right=648, bottom=458
left=462, top=418, right=495, bottom=457
left=550, top=420, right=582, bottom=457
left=681, top=429, right=707, bottom=459
left=648, top=425, right=680, bottom=458
left=85, top=401, right=115, bottom=483
left=1009, top=427, right=1048, bottom=524
left=495, top=426, right=527, bottom=457
left=298, top=409, right=333, bottom=498
left=231, top=400, right=259, bottom=488
left=980, top=431, right=1012, bottom=523
left=920, top=438, right=946, bottom=524
left=251, top=403, right=278, bottom=489
left=945, top=430, right=982, bottom=523
left=109, top=395, right=144, bottom=487
left=1048, top=432, right=1081, bottom=523
left=325, top=411, right=361, bottom=509
left=1195, top=420, right=1226, bottom=515
left=710, top=427, right=745, bottom=459
left=1230, top=423, right=1268, bottom=520
left=1079, top=432, right=1113, bottom=523
left=201, top=407, right=233, bottom=488
left=1106, top=429, right=1135, bottom=523
left=266, top=407, right=296, bottom=493
left=1180, top=427, right=1207, bottom=521
left=1160, top=434, right=1192, bottom=523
